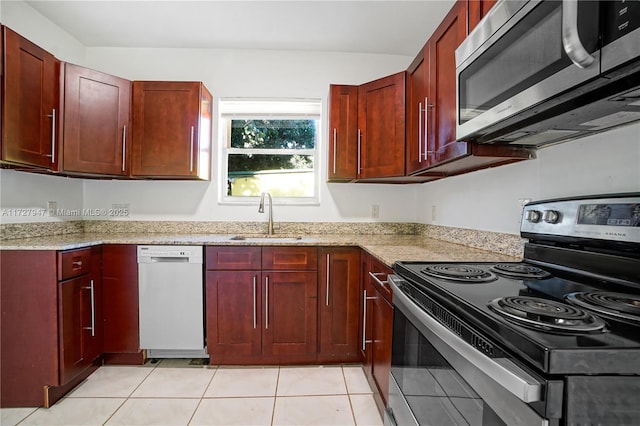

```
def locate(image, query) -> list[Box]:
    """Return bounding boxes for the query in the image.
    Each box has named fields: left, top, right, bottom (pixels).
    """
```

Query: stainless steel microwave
left=455, top=0, right=640, bottom=147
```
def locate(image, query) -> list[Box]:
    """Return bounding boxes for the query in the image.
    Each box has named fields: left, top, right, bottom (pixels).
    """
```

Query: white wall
left=415, top=123, right=640, bottom=234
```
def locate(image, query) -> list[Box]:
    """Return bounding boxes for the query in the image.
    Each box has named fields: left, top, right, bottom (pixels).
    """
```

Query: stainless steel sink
left=228, top=235, right=307, bottom=242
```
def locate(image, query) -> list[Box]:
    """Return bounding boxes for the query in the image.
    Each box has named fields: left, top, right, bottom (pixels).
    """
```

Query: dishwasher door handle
left=148, top=257, right=190, bottom=263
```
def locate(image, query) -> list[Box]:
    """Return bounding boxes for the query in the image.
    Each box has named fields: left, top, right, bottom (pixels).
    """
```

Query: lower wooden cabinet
left=58, top=246, right=103, bottom=385
left=206, top=246, right=318, bottom=364
left=206, top=270, right=262, bottom=359
left=0, top=247, right=103, bottom=408
left=318, top=247, right=361, bottom=363
left=361, top=252, right=394, bottom=414
left=102, top=244, right=143, bottom=364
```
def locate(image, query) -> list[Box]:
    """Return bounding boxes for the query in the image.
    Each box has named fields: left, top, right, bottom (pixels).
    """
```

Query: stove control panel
left=521, top=193, right=640, bottom=243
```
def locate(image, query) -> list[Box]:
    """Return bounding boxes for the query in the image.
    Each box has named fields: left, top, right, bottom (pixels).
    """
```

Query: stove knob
left=542, top=210, right=560, bottom=223
left=525, top=210, right=542, bottom=223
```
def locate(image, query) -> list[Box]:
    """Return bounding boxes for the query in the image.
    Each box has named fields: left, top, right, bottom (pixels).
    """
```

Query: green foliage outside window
left=228, top=119, right=316, bottom=172
left=226, top=119, right=317, bottom=198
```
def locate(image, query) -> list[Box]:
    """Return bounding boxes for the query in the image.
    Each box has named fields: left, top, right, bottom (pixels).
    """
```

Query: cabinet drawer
left=206, top=246, right=261, bottom=270
left=368, top=257, right=393, bottom=303
left=262, top=247, right=318, bottom=271
left=58, top=248, right=92, bottom=280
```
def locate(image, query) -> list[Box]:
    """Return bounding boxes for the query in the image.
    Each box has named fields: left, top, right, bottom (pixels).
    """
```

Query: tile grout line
left=342, top=365, right=359, bottom=426
left=270, top=366, right=281, bottom=426
left=187, top=364, right=218, bottom=426
left=102, top=361, right=159, bottom=425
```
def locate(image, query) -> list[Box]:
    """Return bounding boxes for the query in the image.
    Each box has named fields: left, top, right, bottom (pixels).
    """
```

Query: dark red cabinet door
left=318, top=248, right=361, bottom=363
left=262, top=271, right=317, bottom=360
left=61, top=63, right=131, bottom=176
left=328, top=84, right=358, bottom=181
left=427, top=1, right=469, bottom=168
left=131, top=81, right=212, bottom=179
left=102, top=245, right=140, bottom=356
left=357, top=72, right=406, bottom=178
left=59, top=275, right=86, bottom=384
left=206, top=270, right=262, bottom=362
left=2, top=27, right=59, bottom=169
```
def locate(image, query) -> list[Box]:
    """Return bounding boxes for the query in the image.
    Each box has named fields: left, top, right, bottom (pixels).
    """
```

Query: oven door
left=387, top=275, right=551, bottom=426
left=455, top=0, right=600, bottom=143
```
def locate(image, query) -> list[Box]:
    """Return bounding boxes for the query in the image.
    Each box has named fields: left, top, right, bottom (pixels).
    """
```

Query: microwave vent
left=503, top=130, right=580, bottom=146
left=580, top=111, right=640, bottom=130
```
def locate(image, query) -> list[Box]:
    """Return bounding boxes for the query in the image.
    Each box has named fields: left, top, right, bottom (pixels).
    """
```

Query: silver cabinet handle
left=47, top=109, right=56, bottom=162
left=362, top=290, right=367, bottom=351
left=418, top=101, right=423, bottom=162
left=357, top=129, right=362, bottom=176
left=325, top=253, right=330, bottom=306
left=369, top=271, right=389, bottom=287
left=82, top=279, right=95, bottom=337
left=362, top=289, right=376, bottom=351
left=121, top=125, right=127, bottom=172
left=189, top=126, right=195, bottom=172
left=424, top=97, right=433, bottom=160
left=72, top=260, right=83, bottom=268
left=562, top=0, right=595, bottom=68
left=332, top=128, right=337, bottom=175
left=253, top=276, right=257, bottom=329
left=265, top=276, right=269, bottom=330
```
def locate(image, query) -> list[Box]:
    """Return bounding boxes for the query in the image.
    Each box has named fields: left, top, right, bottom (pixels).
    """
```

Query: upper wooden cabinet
left=2, top=27, right=59, bottom=170
left=357, top=72, right=406, bottom=179
left=327, top=84, right=358, bottom=181
left=425, top=1, right=468, bottom=168
left=131, top=81, right=212, bottom=180
left=408, top=0, right=532, bottom=176
left=329, top=76, right=424, bottom=182
left=60, top=63, right=131, bottom=176
left=329, top=0, right=530, bottom=183
left=405, top=48, right=429, bottom=175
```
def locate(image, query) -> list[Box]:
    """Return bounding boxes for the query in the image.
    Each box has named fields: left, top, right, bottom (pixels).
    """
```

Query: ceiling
left=24, top=0, right=456, bottom=56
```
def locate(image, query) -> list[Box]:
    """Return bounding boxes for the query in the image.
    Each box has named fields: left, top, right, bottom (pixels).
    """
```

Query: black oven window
left=391, top=309, right=506, bottom=426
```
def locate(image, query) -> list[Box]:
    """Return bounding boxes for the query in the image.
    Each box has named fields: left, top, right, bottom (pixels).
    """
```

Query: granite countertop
left=0, top=232, right=520, bottom=267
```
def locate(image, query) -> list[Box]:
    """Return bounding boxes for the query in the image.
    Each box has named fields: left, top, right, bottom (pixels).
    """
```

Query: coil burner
left=488, top=296, right=607, bottom=333
left=566, top=292, right=640, bottom=326
left=490, top=263, right=551, bottom=279
left=421, top=265, right=497, bottom=283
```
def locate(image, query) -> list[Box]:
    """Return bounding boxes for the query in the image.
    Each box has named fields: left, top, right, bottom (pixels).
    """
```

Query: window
left=219, top=99, right=321, bottom=204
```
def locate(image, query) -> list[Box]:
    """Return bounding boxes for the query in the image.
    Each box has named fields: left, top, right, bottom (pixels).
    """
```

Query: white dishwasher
left=137, top=245, right=207, bottom=358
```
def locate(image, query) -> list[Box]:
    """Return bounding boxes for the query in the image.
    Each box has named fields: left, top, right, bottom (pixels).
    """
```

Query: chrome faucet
left=258, top=192, right=275, bottom=235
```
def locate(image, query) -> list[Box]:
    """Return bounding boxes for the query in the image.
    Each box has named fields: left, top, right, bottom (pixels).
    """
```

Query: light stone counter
left=0, top=232, right=520, bottom=267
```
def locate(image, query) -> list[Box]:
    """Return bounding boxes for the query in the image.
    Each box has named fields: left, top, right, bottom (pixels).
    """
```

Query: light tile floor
left=1, top=362, right=383, bottom=426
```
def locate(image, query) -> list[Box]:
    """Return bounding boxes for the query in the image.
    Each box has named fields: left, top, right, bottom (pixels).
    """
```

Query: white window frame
left=218, top=98, right=322, bottom=206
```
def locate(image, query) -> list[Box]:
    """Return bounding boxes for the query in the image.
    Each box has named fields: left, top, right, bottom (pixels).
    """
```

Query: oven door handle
left=389, top=275, right=543, bottom=404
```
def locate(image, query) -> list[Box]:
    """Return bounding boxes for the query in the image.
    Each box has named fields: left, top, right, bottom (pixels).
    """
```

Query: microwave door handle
left=561, top=0, right=595, bottom=68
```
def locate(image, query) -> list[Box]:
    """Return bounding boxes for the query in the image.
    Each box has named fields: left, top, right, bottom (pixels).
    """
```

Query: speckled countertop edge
left=0, top=232, right=521, bottom=267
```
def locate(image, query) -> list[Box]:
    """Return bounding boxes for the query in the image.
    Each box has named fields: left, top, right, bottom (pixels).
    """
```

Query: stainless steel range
left=388, top=193, right=640, bottom=426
